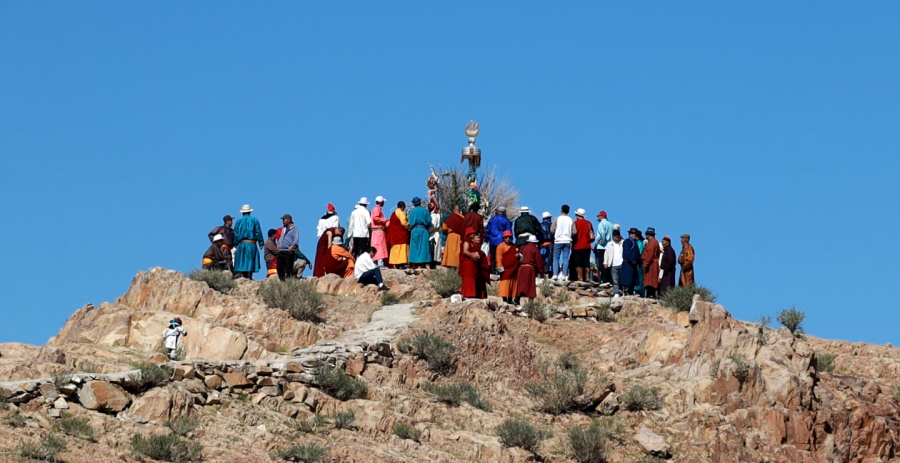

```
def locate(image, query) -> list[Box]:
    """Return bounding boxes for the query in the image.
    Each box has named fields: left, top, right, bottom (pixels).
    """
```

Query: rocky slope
left=2, top=267, right=900, bottom=462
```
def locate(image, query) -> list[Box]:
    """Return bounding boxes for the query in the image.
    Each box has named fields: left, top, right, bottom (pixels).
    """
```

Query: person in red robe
left=313, top=227, right=344, bottom=277
left=458, top=227, right=489, bottom=299
left=496, top=231, right=519, bottom=304
left=386, top=201, right=411, bottom=268
left=463, top=202, right=485, bottom=241
left=516, top=234, right=545, bottom=300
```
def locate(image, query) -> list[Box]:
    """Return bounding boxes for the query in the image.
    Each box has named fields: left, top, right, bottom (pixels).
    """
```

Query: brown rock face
left=78, top=381, right=130, bottom=413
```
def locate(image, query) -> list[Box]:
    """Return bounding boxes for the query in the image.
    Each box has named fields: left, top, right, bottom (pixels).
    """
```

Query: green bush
left=522, top=298, right=549, bottom=323
left=539, top=279, right=555, bottom=298
left=422, top=381, right=492, bottom=411
left=127, top=361, right=171, bottom=392
left=660, top=284, right=717, bottom=312
left=315, top=365, right=367, bottom=400
left=273, top=442, right=329, bottom=462
left=381, top=292, right=401, bottom=306
left=729, top=354, right=750, bottom=383
left=130, top=433, right=203, bottom=462
left=621, top=385, right=661, bottom=412
left=295, top=414, right=326, bottom=434
left=50, top=371, right=73, bottom=389
left=260, top=279, right=326, bottom=322
left=891, top=383, right=900, bottom=403
left=496, top=418, right=550, bottom=454
left=187, top=268, right=236, bottom=293
left=5, top=411, right=28, bottom=428
left=55, top=415, right=95, bottom=441
left=397, top=334, right=456, bottom=375
left=816, top=352, right=836, bottom=373
left=428, top=268, right=462, bottom=298
left=568, top=418, right=622, bottom=463
left=777, top=305, right=806, bottom=336
left=755, top=316, right=772, bottom=345
left=18, top=433, right=66, bottom=462
left=555, top=288, right=571, bottom=305
left=596, top=302, right=615, bottom=322
left=392, top=421, right=423, bottom=442
left=165, top=415, right=200, bottom=437
left=331, top=410, right=356, bottom=430
left=525, top=354, right=593, bottom=415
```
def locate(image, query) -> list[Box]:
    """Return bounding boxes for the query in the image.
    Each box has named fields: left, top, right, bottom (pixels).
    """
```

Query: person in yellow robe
left=496, top=231, right=519, bottom=304
left=387, top=201, right=410, bottom=267
left=441, top=204, right=465, bottom=268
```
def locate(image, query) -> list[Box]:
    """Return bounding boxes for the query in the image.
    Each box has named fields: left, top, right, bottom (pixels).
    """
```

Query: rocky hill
left=2, top=267, right=900, bottom=463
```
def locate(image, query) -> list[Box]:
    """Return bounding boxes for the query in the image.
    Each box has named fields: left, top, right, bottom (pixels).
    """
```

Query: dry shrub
left=660, top=284, right=717, bottom=312
left=397, top=334, right=456, bottom=375
left=187, top=268, right=236, bottom=293
left=315, top=365, right=367, bottom=400
left=428, top=268, right=462, bottom=298
left=19, top=433, right=66, bottom=462
left=568, top=418, right=622, bottom=463
left=392, top=421, right=422, bottom=442
left=496, top=418, right=550, bottom=454
left=130, top=433, right=202, bottom=462
left=260, top=279, right=325, bottom=322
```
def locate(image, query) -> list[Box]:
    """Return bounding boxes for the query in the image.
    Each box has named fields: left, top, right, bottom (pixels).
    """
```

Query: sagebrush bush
left=78, top=361, right=101, bottom=373
left=496, top=418, right=550, bottom=454
left=397, top=334, right=456, bottom=375
left=127, top=361, right=170, bottom=392
left=332, top=410, right=356, bottom=430
left=596, top=302, right=615, bottom=322
left=523, top=298, right=549, bottom=322
left=130, top=433, right=203, bottom=462
left=5, top=411, right=28, bottom=428
left=50, top=371, right=73, bottom=389
left=381, top=292, right=400, bottom=306
left=19, top=433, right=66, bottom=462
left=891, top=384, right=900, bottom=403
left=295, top=414, right=326, bottom=434
left=260, top=279, right=326, bottom=322
left=709, top=359, right=721, bottom=380
left=428, top=268, right=462, bottom=298
left=187, top=268, right=236, bottom=293
left=165, top=415, right=200, bottom=437
left=568, top=418, right=622, bottom=463
left=392, top=421, right=423, bottom=442
left=816, top=352, right=836, bottom=373
left=55, top=415, right=95, bottom=441
left=777, top=305, right=806, bottom=336
left=273, top=442, right=329, bottom=462
left=525, top=354, right=593, bottom=415
left=315, top=365, right=367, bottom=400
left=660, top=284, right=717, bottom=312
left=729, top=354, right=750, bottom=383
left=423, top=381, right=492, bottom=411
left=539, top=279, right=555, bottom=298
left=621, top=385, right=661, bottom=412
left=755, top=316, right=772, bottom=345
left=555, top=288, right=571, bottom=305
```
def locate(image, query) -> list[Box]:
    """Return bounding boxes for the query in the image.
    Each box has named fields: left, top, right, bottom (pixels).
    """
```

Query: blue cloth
left=620, top=236, right=640, bottom=286
left=277, top=225, right=299, bottom=251
left=233, top=215, right=264, bottom=273
left=440, top=213, right=450, bottom=245
left=407, top=206, right=432, bottom=263
left=553, top=243, right=572, bottom=277
left=595, top=219, right=613, bottom=249
left=485, top=214, right=512, bottom=246
left=635, top=239, right=646, bottom=291
left=539, top=218, right=554, bottom=243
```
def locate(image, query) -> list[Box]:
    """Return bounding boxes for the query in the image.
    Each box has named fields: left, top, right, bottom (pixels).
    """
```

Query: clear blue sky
left=2, top=2, right=898, bottom=346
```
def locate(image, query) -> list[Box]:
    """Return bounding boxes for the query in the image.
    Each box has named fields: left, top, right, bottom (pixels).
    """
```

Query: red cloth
left=387, top=209, right=410, bottom=249
left=500, top=244, right=519, bottom=280
left=458, top=238, right=489, bottom=298
left=464, top=212, right=485, bottom=239
left=313, top=227, right=337, bottom=277
left=443, top=213, right=465, bottom=235
left=516, top=242, right=543, bottom=298
left=574, top=218, right=594, bottom=250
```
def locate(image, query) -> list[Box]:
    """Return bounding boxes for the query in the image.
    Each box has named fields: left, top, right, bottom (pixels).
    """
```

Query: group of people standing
left=200, top=201, right=697, bottom=303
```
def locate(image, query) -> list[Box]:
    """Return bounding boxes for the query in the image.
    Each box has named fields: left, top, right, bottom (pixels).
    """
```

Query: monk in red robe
left=463, top=203, right=485, bottom=240
left=496, top=231, right=518, bottom=304
left=387, top=201, right=411, bottom=268
left=313, top=227, right=344, bottom=277
left=516, top=235, right=544, bottom=300
left=458, top=227, right=489, bottom=299
left=324, top=236, right=355, bottom=278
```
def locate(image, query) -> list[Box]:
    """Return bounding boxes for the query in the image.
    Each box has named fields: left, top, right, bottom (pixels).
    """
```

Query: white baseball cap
left=375, top=196, right=385, bottom=203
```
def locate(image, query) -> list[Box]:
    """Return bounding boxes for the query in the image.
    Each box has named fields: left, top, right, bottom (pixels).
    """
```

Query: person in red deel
left=458, top=227, right=490, bottom=299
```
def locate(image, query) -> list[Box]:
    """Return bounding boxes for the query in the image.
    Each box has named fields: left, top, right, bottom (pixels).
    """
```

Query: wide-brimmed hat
left=542, top=211, right=551, bottom=219
left=223, top=215, right=234, bottom=222
left=375, top=196, right=385, bottom=203
left=412, top=197, right=422, bottom=206
left=628, top=227, right=640, bottom=235
left=575, top=208, right=586, bottom=217
left=212, top=234, right=224, bottom=242
left=527, top=234, right=538, bottom=243
left=520, top=206, right=531, bottom=214
left=502, top=230, right=513, bottom=238
left=645, top=227, right=656, bottom=236
left=358, top=197, right=369, bottom=205
left=239, top=204, right=253, bottom=213
left=332, top=236, right=344, bottom=245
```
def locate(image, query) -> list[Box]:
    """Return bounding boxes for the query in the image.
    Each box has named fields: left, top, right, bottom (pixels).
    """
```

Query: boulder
left=78, top=381, right=131, bottom=413
left=127, top=387, right=171, bottom=423
left=635, top=427, right=669, bottom=457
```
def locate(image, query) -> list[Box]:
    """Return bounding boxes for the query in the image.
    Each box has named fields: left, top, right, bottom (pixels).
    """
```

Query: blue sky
left=1, top=2, right=898, bottom=346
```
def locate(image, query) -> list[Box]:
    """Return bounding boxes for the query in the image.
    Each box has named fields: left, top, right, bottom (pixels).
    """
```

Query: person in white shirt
left=161, top=318, right=187, bottom=360
left=549, top=204, right=576, bottom=281
left=346, top=197, right=372, bottom=259
left=354, top=247, right=389, bottom=291
left=603, top=230, right=624, bottom=298
left=317, top=203, right=340, bottom=238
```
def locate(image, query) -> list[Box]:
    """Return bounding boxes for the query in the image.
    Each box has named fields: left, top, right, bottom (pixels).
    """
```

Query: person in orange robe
left=441, top=204, right=465, bottom=268
left=387, top=201, right=410, bottom=268
left=516, top=234, right=544, bottom=300
left=459, top=227, right=490, bottom=299
left=323, top=236, right=355, bottom=278
left=678, top=234, right=695, bottom=286
left=313, top=227, right=344, bottom=277
left=495, top=230, right=518, bottom=304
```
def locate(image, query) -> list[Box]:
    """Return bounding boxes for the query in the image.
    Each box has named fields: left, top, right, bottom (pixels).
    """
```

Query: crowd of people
left=200, top=201, right=696, bottom=303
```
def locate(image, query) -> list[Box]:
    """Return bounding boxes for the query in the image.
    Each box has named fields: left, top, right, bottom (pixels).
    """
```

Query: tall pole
left=461, top=120, right=482, bottom=209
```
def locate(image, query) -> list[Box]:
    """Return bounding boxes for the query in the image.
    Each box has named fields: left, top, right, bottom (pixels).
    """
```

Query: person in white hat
left=515, top=234, right=544, bottom=303
left=370, top=196, right=389, bottom=265
left=202, top=234, right=232, bottom=271
left=572, top=208, right=595, bottom=282
left=513, top=206, right=541, bottom=247
left=347, top=197, right=372, bottom=259
left=233, top=205, right=264, bottom=279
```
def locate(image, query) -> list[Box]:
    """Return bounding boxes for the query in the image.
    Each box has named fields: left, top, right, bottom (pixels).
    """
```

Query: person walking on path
left=603, top=230, right=624, bottom=297
left=495, top=230, right=518, bottom=304
left=659, top=235, right=677, bottom=295
left=387, top=201, right=411, bottom=268
left=464, top=203, right=485, bottom=241
left=370, top=196, right=389, bottom=265
left=514, top=207, right=541, bottom=246
left=485, top=207, right=511, bottom=272
left=313, top=227, right=344, bottom=277
left=594, top=211, right=613, bottom=284
left=634, top=230, right=646, bottom=295
left=276, top=214, right=299, bottom=281
left=441, top=204, right=465, bottom=268
left=516, top=234, right=544, bottom=301
left=347, top=198, right=371, bottom=259
left=572, top=208, right=595, bottom=282
left=459, top=227, right=489, bottom=299
left=233, top=205, right=264, bottom=279
left=678, top=234, right=695, bottom=286
left=550, top=205, right=575, bottom=281
left=355, top=247, right=389, bottom=291
left=264, top=229, right=279, bottom=279
left=407, top=197, right=432, bottom=268
left=539, top=212, right=554, bottom=279
left=641, top=227, right=661, bottom=299
left=202, top=234, right=232, bottom=271
left=162, top=318, right=187, bottom=360
left=317, top=204, right=340, bottom=238
left=620, top=227, right=641, bottom=295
